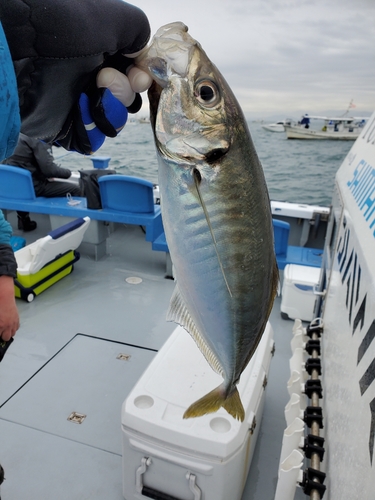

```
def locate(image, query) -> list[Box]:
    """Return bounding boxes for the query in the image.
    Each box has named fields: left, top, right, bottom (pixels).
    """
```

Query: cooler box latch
left=136, top=456, right=202, bottom=500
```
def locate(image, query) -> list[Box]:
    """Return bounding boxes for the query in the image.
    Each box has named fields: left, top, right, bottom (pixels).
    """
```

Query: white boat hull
left=276, top=112, right=375, bottom=499
left=262, top=124, right=285, bottom=133
left=285, top=124, right=361, bottom=140
left=319, top=113, right=375, bottom=497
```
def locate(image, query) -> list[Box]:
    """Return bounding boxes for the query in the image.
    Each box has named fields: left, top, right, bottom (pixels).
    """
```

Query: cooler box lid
left=122, top=323, right=274, bottom=459
left=284, top=264, right=321, bottom=286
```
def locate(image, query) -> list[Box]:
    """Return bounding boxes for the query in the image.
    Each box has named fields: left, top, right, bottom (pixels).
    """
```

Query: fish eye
left=194, top=80, right=220, bottom=108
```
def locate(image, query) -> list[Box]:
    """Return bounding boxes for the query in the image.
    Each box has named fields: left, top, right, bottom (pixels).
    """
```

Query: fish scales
left=137, top=22, right=278, bottom=421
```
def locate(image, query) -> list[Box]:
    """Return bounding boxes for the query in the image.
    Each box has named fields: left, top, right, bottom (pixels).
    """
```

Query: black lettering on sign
left=338, top=228, right=362, bottom=327
left=337, top=224, right=375, bottom=464
left=358, top=320, right=375, bottom=363
left=353, top=295, right=367, bottom=335
left=359, top=359, right=375, bottom=396
left=370, top=399, right=375, bottom=465
left=337, top=227, right=350, bottom=270
left=357, top=319, right=375, bottom=465
left=362, top=115, right=375, bottom=145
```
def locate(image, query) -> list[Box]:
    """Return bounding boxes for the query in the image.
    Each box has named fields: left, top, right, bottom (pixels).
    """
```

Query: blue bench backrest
left=272, top=219, right=290, bottom=256
left=98, top=175, right=155, bottom=214
left=0, top=165, right=36, bottom=201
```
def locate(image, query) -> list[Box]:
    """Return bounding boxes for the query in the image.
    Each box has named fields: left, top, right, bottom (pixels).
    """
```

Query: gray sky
left=132, top=0, right=375, bottom=119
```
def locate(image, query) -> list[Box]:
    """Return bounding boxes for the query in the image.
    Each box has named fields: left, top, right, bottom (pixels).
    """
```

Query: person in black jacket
left=0, top=0, right=152, bottom=345
left=3, top=133, right=83, bottom=231
left=0, top=0, right=151, bottom=477
left=0, top=0, right=151, bottom=155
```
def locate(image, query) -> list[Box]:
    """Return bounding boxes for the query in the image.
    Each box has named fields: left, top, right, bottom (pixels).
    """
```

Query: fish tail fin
left=222, top=388, right=245, bottom=421
left=183, top=385, right=245, bottom=422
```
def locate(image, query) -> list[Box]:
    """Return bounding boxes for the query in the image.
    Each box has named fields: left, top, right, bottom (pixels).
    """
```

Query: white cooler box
left=281, top=264, right=321, bottom=322
left=121, top=323, right=275, bottom=500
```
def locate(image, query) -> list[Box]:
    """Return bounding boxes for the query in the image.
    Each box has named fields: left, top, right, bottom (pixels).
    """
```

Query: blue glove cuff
left=100, top=88, right=128, bottom=134
left=78, top=88, right=128, bottom=153
left=78, top=93, right=106, bottom=153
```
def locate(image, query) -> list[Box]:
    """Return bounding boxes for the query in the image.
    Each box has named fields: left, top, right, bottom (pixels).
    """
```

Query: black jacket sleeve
left=27, top=137, right=71, bottom=179
left=2, top=133, right=72, bottom=179
left=0, top=244, right=17, bottom=278
left=0, top=0, right=150, bottom=145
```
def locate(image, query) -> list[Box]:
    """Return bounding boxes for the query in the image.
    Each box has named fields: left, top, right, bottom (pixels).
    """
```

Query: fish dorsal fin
left=167, top=284, right=223, bottom=375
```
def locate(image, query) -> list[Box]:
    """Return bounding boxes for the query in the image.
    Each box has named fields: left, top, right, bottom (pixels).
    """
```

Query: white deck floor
left=0, top=211, right=306, bottom=500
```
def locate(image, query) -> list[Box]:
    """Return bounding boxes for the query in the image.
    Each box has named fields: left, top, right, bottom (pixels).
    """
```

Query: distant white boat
left=285, top=114, right=368, bottom=140
left=262, top=119, right=292, bottom=133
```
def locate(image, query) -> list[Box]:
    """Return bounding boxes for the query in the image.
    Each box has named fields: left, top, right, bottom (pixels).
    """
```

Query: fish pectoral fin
left=183, top=384, right=245, bottom=422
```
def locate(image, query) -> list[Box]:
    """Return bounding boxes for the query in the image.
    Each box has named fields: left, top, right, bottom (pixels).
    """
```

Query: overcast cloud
left=132, top=0, right=375, bottom=119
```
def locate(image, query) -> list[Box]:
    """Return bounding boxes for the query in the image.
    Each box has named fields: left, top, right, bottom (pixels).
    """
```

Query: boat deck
left=0, top=211, right=305, bottom=500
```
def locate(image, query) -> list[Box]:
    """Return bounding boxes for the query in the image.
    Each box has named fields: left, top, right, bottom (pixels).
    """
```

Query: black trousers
left=18, top=180, right=83, bottom=220
left=34, top=179, right=83, bottom=197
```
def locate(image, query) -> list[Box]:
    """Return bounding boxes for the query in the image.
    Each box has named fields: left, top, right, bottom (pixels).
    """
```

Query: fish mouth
left=148, top=81, right=163, bottom=132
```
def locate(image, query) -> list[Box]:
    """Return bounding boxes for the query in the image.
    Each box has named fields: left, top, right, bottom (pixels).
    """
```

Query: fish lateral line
left=192, top=167, right=233, bottom=298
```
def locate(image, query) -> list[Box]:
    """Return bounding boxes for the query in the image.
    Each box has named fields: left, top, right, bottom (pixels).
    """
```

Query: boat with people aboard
left=285, top=113, right=368, bottom=140
left=0, top=110, right=374, bottom=500
left=262, top=119, right=293, bottom=133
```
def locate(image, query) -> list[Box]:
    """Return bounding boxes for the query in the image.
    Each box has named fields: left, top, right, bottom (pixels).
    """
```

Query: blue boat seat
left=281, top=245, right=323, bottom=268
left=0, top=166, right=163, bottom=253
left=272, top=219, right=290, bottom=258
left=0, top=164, right=36, bottom=200
left=98, top=175, right=155, bottom=213
left=272, top=219, right=322, bottom=269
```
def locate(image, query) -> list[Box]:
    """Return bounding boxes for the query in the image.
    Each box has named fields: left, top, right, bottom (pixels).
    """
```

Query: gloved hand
left=0, top=0, right=153, bottom=154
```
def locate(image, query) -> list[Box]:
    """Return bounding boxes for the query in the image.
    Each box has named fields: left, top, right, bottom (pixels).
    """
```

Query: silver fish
left=137, top=23, right=278, bottom=421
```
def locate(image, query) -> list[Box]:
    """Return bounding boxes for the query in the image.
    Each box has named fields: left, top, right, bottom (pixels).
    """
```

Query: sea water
left=54, top=120, right=353, bottom=207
